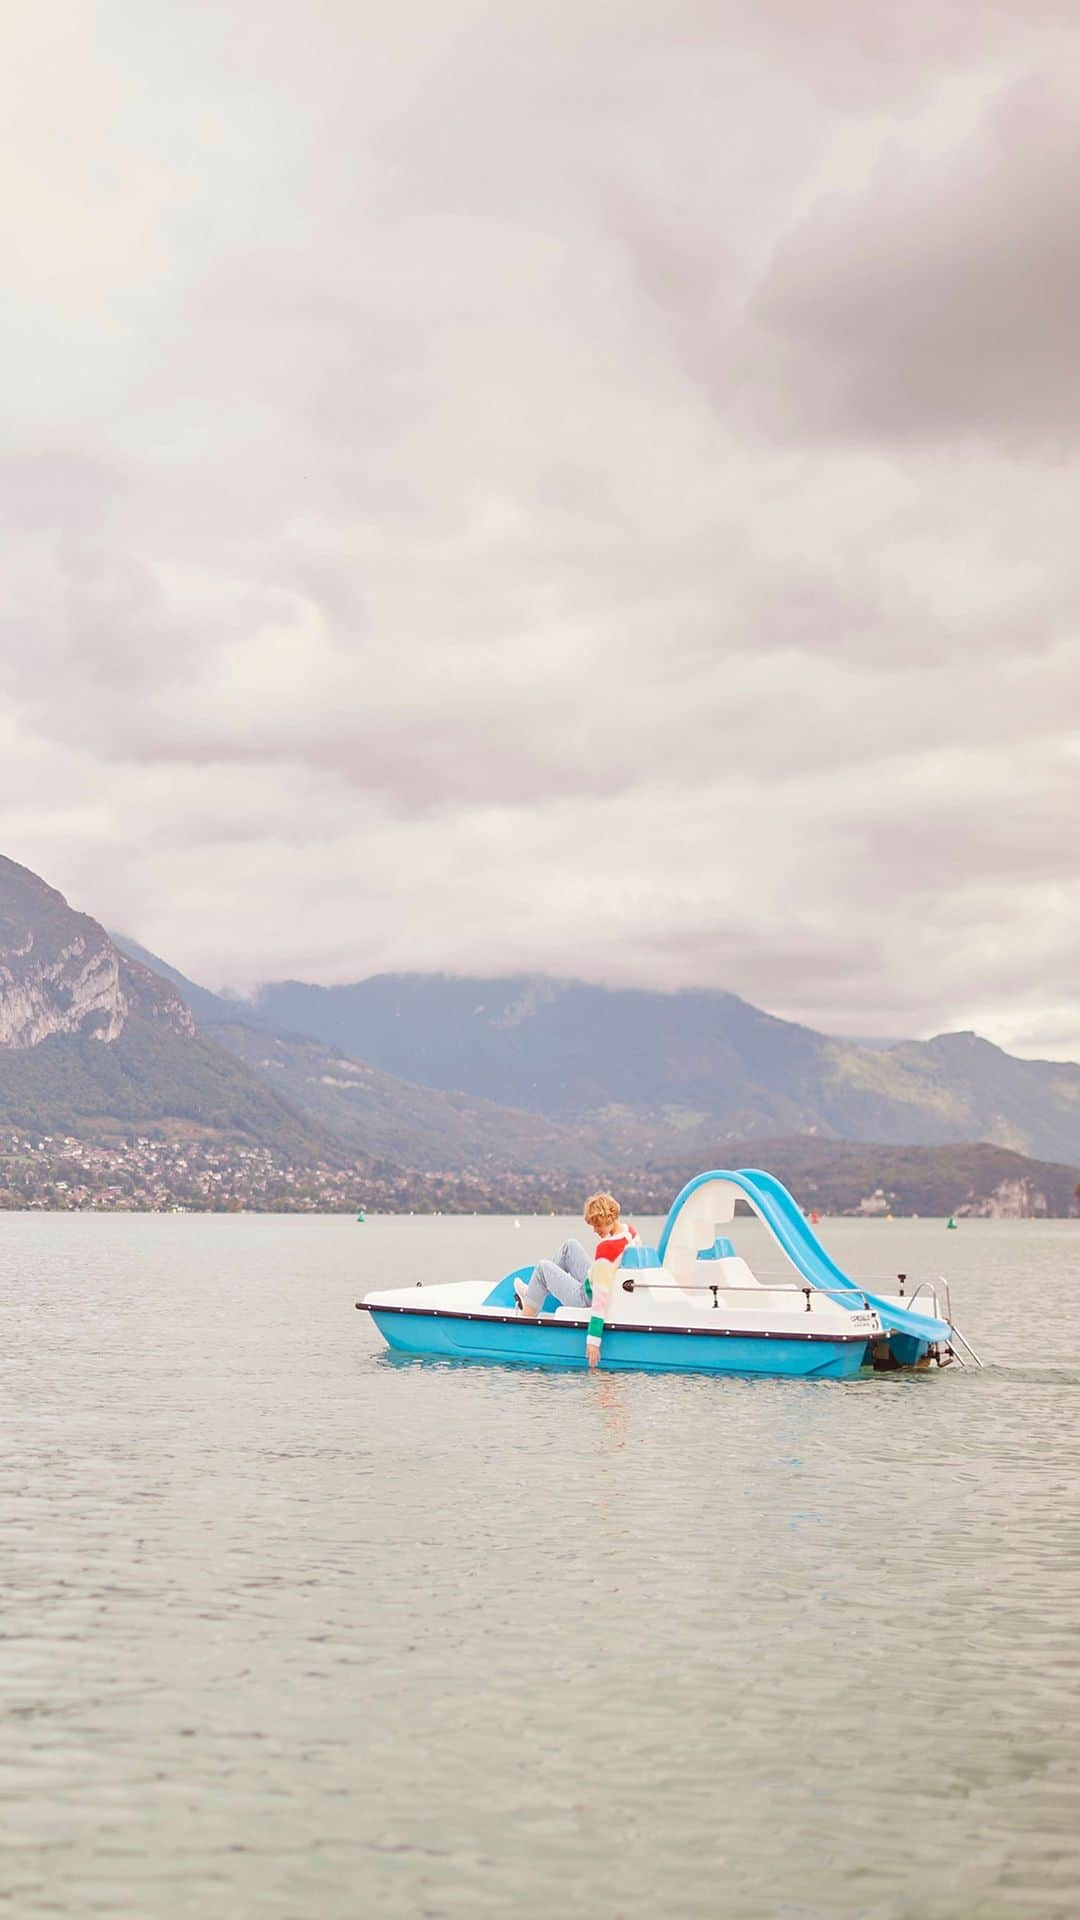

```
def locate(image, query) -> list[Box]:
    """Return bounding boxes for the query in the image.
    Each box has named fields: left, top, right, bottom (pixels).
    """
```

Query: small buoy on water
left=513, top=1219, right=520, bottom=1230
left=947, top=1214, right=957, bottom=1229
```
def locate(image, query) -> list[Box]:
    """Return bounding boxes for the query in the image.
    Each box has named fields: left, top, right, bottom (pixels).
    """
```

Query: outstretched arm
left=585, top=1258, right=617, bottom=1370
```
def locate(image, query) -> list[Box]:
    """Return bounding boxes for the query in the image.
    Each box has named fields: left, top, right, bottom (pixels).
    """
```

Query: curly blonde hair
left=583, top=1191, right=621, bottom=1235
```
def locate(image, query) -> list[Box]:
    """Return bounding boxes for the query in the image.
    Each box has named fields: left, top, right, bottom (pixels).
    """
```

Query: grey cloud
left=0, top=448, right=127, bottom=535
left=0, top=0, right=1078, bottom=1059
left=752, top=79, right=1080, bottom=441
left=11, top=581, right=1075, bottom=819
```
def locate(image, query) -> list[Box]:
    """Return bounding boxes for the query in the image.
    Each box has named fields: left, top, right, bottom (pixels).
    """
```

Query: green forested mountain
left=0, top=1017, right=330, bottom=1158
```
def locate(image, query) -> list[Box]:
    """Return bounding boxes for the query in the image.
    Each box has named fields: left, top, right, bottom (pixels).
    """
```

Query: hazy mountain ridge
left=6, top=863, right=1077, bottom=1211
left=246, top=972, right=1080, bottom=1165
left=212, top=1021, right=613, bottom=1176
left=2, top=853, right=1072, bottom=1213
left=112, top=938, right=645, bottom=1177
left=249, top=976, right=835, bottom=1126
left=134, top=950, right=1080, bottom=1202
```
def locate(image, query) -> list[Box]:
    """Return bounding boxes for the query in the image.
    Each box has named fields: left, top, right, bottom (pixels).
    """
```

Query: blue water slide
left=657, top=1169, right=951, bottom=1349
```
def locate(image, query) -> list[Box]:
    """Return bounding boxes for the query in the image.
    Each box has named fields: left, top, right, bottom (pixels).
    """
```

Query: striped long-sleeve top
left=586, top=1221, right=638, bottom=1363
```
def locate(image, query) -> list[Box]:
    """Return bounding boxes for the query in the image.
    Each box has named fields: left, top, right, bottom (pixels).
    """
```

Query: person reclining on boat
left=514, top=1191, right=637, bottom=1317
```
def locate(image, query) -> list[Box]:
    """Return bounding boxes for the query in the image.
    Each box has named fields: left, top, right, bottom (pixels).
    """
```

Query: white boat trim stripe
left=355, top=1302, right=869, bottom=1344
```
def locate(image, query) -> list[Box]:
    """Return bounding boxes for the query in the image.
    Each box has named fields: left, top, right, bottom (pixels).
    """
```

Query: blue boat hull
left=366, top=1307, right=868, bottom=1380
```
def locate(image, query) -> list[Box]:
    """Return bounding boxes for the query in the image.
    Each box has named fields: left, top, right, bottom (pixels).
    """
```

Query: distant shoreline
left=3, top=1126, right=1078, bottom=1219
left=4, top=1201, right=1079, bottom=1222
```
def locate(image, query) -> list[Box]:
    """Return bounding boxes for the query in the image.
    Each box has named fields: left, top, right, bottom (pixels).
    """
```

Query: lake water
left=2, top=1212, right=1079, bottom=1919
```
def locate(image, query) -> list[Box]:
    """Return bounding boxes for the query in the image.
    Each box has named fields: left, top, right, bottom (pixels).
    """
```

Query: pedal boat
left=357, top=1169, right=970, bottom=1380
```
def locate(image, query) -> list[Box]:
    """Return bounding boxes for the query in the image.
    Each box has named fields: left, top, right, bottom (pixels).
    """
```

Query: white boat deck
left=364, top=1256, right=881, bottom=1340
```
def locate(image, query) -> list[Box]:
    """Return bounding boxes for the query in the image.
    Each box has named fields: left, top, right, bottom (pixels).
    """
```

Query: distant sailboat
left=356, top=1207, right=366, bottom=1223
left=946, top=1214, right=957, bottom=1229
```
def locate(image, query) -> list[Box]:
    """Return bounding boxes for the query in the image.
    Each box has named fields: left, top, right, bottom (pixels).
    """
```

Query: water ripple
left=2, top=1213, right=1079, bottom=1918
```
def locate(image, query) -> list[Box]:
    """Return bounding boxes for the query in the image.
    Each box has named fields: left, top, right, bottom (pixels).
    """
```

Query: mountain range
left=107, top=945, right=1080, bottom=1168
left=2, top=852, right=1080, bottom=1212
left=243, top=973, right=1080, bottom=1167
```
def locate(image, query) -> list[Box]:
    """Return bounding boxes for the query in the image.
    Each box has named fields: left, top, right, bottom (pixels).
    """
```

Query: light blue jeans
left=521, top=1237, right=590, bottom=1311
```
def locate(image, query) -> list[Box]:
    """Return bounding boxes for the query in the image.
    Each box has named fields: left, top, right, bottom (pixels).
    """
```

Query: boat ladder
left=894, top=1274, right=983, bottom=1367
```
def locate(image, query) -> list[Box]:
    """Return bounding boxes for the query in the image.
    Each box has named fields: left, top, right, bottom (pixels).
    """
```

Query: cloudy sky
left=2, top=0, right=1078, bottom=1058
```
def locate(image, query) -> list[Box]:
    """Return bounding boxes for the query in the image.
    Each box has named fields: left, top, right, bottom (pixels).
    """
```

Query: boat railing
left=620, top=1278, right=871, bottom=1313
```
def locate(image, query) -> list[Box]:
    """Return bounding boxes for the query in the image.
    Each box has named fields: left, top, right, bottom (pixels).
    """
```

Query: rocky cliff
left=0, top=856, right=194, bottom=1050
left=0, top=856, right=333, bottom=1157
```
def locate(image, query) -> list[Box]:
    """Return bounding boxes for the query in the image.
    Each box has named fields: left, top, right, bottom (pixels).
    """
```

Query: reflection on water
left=2, top=1213, right=1079, bottom=1918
